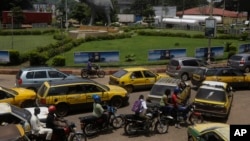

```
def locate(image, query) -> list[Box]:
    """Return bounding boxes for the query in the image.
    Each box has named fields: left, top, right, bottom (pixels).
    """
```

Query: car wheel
left=181, top=73, right=189, bottom=81
left=110, top=96, right=123, bottom=108
left=244, top=67, right=250, bottom=73
left=124, top=85, right=133, bottom=93
left=21, top=100, right=35, bottom=108
left=56, top=103, right=69, bottom=117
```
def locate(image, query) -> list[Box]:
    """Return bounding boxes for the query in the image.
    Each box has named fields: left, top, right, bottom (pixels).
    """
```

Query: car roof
left=0, top=124, right=25, bottom=140
left=19, top=66, right=58, bottom=71
left=47, top=78, right=95, bottom=86
left=154, top=77, right=181, bottom=86
left=171, top=57, right=199, bottom=61
left=123, top=67, right=149, bottom=72
left=201, top=81, right=227, bottom=89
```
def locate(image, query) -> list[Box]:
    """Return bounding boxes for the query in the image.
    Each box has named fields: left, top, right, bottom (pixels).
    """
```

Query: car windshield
left=10, top=104, right=32, bottom=121
left=2, top=87, right=18, bottom=95
left=150, top=85, right=176, bottom=96
left=196, top=88, right=226, bottom=102
left=206, top=69, right=218, bottom=76
left=112, top=70, right=128, bottom=78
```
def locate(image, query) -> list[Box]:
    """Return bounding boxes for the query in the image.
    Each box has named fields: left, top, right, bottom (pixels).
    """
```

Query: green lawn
left=0, top=30, right=249, bottom=67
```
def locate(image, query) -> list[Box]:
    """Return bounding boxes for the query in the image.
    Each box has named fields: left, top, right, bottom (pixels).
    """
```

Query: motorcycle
left=79, top=105, right=124, bottom=137
left=161, top=103, right=204, bottom=126
left=28, top=120, right=87, bottom=141
left=124, top=104, right=171, bottom=136
left=81, top=63, right=105, bottom=78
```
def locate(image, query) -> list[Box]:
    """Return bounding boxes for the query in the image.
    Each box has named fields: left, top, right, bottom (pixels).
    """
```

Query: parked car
left=187, top=122, right=229, bottom=141
left=15, top=67, right=78, bottom=92
left=166, top=57, right=207, bottom=81
left=227, top=53, right=250, bottom=73
left=0, top=102, right=48, bottom=133
left=197, top=67, right=250, bottom=89
left=0, top=124, right=29, bottom=141
left=193, top=81, right=233, bottom=119
left=147, top=77, right=191, bottom=105
left=109, top=67, right=167, bottom=93
left=36, top=79, right=129, bottom=117
left=0, top=85, right=36, bottom=108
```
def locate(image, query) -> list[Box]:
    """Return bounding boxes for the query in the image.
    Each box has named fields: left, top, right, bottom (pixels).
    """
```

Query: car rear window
left=15, top=70, right=23, bottom=79
left=169, top=60, right=179, bottom=66
left=196, top=88, right=226, bottom=102
left=230, top=55, right=243, bottom=61
left=112, top=70, right=128, bottom=78
left=150, top=85, right=176, bottom=96
left=182, top=60, right=199, bottom=66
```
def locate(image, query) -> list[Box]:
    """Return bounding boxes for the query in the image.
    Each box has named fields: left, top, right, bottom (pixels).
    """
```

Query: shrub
left=29, top=52, right=48, bottom=66
left=228, top=51, right=236, bottom=59
left=52, top=56, right=65, bottom=66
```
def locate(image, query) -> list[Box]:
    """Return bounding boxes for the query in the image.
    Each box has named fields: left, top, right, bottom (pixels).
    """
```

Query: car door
left=231, top=69, right=246, bottom=87
left=47, top=70, right=67, bottom=80
left=85, top=84, right=109, bottom=103
left=31, top=71, right=48, bottom=88
left=142, top=70, right=157, bottom=88
left=129, top=71, right=145, bottom=89
left=65, top=84, right=87, bottom=105
left=213, top=69, right=233, bottom=84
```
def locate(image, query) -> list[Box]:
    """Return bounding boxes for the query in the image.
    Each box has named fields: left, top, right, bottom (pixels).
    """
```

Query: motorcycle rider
left=46, top=105, right=66, bottom=140
left=92, top=94, right=109, bottom=127
left=87, top=59, right=92, bottom=73
left=30, top=107, right=53, bottom=141
left=171, top=87, right=183, bottom=128
left=159, top=89, right=173, bottom=115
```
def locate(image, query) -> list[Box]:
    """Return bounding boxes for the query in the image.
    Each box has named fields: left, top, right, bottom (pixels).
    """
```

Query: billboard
left=195, top=46, right=224, bottom=60
left=0, top=51, right=10, bottom=63
left=238, top=43, right=250, bottom=53
left=74, top=51, right=119, bottom=64
left=148, top=49, right=187, bottom=61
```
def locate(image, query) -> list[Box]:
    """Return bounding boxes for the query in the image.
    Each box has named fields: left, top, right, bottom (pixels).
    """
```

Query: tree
left=130, top=0, right=155, bottom=17
left=11, top=6, right=24, bottom=28
left=70, top=3, right=90, bottom=24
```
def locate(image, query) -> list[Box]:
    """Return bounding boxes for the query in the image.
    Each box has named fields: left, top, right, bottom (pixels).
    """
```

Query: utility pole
left=65, top=0, right=68, bottom=31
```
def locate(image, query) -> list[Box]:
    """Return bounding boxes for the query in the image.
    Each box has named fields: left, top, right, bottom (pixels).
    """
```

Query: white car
left=0, top=102, right=48, bottom=133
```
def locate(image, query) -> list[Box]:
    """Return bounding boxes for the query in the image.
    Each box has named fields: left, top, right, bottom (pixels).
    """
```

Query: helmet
left=48, top=105, right=56, bottom=113
left=174, top=87, right=180, bottom=94
left=92, top=94, right=101, bottom=103
left=34, top=107, right=40, bottom=115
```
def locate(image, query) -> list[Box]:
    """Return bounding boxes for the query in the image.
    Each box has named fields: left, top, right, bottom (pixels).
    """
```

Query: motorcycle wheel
left=97, top=70, right=105, bottom=78
left=83, top=123, right=97, bottom=137
left=111, top=116, right=124, bottom=129
left=81, top=69, right=89, bottom=78
left=69, top=133, right=87, bottom=141
left=155, top=120, right=169, bottom=134
left=124, top=122, right=137, bottom=135
left=189, top=114, right=204, bottom=125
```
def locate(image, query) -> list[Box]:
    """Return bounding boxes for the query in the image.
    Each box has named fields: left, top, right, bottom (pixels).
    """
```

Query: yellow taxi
left=36, top=79, right=129, bottom=117
left=109, top=67, right=168, bottom=93
left=187, top=122, right=229, bottom=141
left=0, top=86, right=36, bottom=108
left=193, top=81, right=233, bottom=119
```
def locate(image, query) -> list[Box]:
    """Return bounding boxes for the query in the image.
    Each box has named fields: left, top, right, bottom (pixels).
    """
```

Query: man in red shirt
left=171, top=87, right=182, bottom=128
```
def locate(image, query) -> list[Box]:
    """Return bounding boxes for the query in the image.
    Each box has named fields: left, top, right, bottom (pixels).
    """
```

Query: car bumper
left=195, top=109, right=228, bottom=118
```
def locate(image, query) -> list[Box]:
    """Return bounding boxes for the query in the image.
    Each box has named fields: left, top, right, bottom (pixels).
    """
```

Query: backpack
left=131, top=100, right=142, bottom=113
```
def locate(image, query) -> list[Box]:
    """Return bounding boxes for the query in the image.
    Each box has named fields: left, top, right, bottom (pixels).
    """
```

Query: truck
left=2, top=11, right=52, bottom=25
left=117, top=14, right=135, bottom=23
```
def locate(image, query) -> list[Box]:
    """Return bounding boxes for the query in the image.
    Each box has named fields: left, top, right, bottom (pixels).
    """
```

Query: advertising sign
left=195, top=46, right=224, bottom=60
left=148, top=49, right=187, bottom=61
left=74, top=51, right=119, bottom=64
left=0, top=51, right=10, bottom=63
left=205, top=18, right=216, bottom=38
left=239, top=43, right=250, bottom=53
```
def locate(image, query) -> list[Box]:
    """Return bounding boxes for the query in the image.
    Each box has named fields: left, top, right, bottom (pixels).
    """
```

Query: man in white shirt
left=30, top=107, right=53, bottom=141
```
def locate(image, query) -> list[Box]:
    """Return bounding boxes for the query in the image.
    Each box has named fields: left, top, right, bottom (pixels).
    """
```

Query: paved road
left=1, top=74, right=250, bottom=141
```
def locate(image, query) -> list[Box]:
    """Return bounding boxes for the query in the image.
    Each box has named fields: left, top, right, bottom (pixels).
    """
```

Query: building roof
left=177, top=6, right=247, bottom=18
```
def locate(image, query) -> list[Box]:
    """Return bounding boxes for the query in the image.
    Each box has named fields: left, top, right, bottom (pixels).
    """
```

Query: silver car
left=228, top=53, right=250, bottom=73
left=166, top=57, right=207, bottom=81
left=15, top=67, right=79, bottom=92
